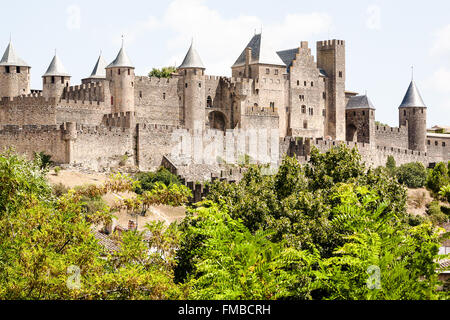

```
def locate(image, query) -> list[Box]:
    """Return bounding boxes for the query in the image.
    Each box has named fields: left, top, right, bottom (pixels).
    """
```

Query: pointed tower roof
left=107, top=40, right=134, bottom=69
left=346, top=94, right=376, bottom=110
left=0, top=40, right=29, bottom=67
left=232, top=33, right=285, bottom=68
left=178, top=40, right=205, bottom=69
left=89, top=53, right=107, bottom=78
left=399, top=80, right=426, bottom=108
left=43, top=54, right=70, bottom=77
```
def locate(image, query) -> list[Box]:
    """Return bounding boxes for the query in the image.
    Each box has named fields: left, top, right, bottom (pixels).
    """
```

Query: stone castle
left=0, top=33, right=448, bottom=179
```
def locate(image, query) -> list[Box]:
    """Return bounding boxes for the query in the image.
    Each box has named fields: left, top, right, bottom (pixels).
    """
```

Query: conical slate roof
left=399, top=80, right=426, bottom=108
left=89, top=53, right=107, bottom=78
left=0, top=41, right=29, bottom=67
left=232, top=33, right=285, bottom=67
left=346, top=94, right=376, bottom=110
left=43, top=54, right=70, bottom=77
left=178, top=41, right=205, bottom=69
left=107, top=44, right=134, bottom=69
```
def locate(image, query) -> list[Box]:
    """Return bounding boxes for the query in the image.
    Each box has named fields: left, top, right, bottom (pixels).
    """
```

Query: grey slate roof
left=178, top=41, right=205, bottom=69
left=399, top=80, right=426, bottom=108
left=346, top=95, right=376, bottom=110
left=107, top=44, right=134, bottom=69
left=43, top=54, right=70, bottom=77
left=89, top=53, right=107, bottom=78
left=277, top=48, right=298, bottom=70
left=232, top=33, right=285, bottom=67
left=0, top=41, right=29, bottom=67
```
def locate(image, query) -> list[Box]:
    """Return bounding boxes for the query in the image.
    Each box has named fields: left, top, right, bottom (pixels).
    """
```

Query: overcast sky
left=2, top=0, right=449, bottom=127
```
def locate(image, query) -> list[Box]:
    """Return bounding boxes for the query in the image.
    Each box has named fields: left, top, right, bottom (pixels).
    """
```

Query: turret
left=106, top=41, right=135, bottom=113
left=399, top=80, right=427, bottom=152
left=0, top=40, right=30, bottom=98
left=82, top=52, right=107, bottom=84
left=345, top=94, right=376, bottom=145
left=178, top=40, right=206, bottom=131
left=42, top=53, right=70, bottom=100
left=317, top=39, right=346, bottom=141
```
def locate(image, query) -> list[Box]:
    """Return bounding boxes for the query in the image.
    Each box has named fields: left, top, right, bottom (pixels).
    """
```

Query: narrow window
left=163, top=93, right=166, bottom=100
left=311, top=81, right=314, bottom=87
left=199, top=82, right=201, bottom=88
left=207, top=96, right=212, bottom=107
left=322, top=109, right=326, bottom=117
left=185, top=83, right=188, bottom=88
left=404, top=110, right=406, bottom=116
left=303, top=120, right=308, bottom=129
left=5, top=66, right=10, bottom=73
left=304, top=81, right=307, bottom=86
left=339, top=71, right=342, bottom=78
left=274, top=69, right=279, bottom=75
left=128, top=69, right=130, bottom=75
left=61, top=77, right=64, bottom=84
left=443, top=142, right=446, bottom=147
left=362, top=111, right=365, bottom=116
left=51, top=76, right=55, bottom=84
left=111, top=96, right=114, bottom=105
left=297, top=80, right=299, bottom=86
left=301, top=105, right=306, bottom=114
left=427, top=140, right=430, bottom=145
left=139, top=91, right=142, bottom=98
left=16, top=66, right=20, bottom=73
left=266, top=68, right=270, bottom=74
left=118, top=69, right=121, bottom=75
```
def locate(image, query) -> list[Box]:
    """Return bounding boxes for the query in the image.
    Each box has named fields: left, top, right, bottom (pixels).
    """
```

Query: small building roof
left=233, top=33, right=285, bottom=68
left=399, top=80, right=426, bottom=108
left=0, top=40, right=29, bottom=67
left=89, top=53, right=107, bottom=78
left=178, top=40, right=205, bottom=69
left=43, top=54, right=70, bottom=77
left=107, top=43, right=134, bottom=69
left=346, top=94, right=376, bottom=110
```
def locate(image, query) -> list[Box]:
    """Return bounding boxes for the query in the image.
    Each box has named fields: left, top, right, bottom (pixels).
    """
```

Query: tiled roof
left=346, top=94, right=376, bottom=110
left=94, top=231, right=120, bottom=253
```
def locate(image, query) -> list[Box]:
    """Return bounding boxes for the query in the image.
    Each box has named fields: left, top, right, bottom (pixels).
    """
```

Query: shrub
left=386, top=155, right=396, bottom=174
left=54, top=166, right=61, bottom=176
left=134, top=167, right=181, bottom=194
left=33, top=151, right=53, bottom=169
left=410, top=190, right=427, bottom=209
left=427, top=162, right=449, bottom=193
left=52, top=183, right=69, bottom=197
left=426, top=200, right=447, bottom=225
left=119, top=154, right=129, bottom=167
left=439, top=185, right=450, bottom=203
left=396, top=162, right=427, bottom=188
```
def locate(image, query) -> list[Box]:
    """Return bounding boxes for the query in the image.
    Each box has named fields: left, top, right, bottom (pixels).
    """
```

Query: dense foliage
left=396, top=162, right=428, bottom=188
left=134, top=167, right=182, bottom=195
left=0, top=145, right=448, bottom=300
left=427, top=162, right=450, bottom=194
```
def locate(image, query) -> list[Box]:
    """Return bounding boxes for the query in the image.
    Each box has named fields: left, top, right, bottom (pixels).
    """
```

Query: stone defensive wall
left=134, top=76, right=182, bottom=125
left=63, top=82, right=106, bottom=102
left=426, top=134, right=450, bottom=163
left=374, top=124, right=408, bottom=149
left=0, top=123, right=67, bottom=163
left=0, top=96, right=58, bottom=125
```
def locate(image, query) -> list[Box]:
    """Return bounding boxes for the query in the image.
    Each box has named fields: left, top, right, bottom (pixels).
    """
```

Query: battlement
left=103, top=112, right=136, bottom=128
left=63, top=81, right=105, bottom=103
left=375, top=124, right=408, bottom=133
left=58, top=98, right=107, bottom=110
left=135, top=76, right=179, bottom=86
left=317, top=39, right=345, bottom=49
left=204, top=75, right=222, bottom=81
left=0, top=95, right=57, bottom=106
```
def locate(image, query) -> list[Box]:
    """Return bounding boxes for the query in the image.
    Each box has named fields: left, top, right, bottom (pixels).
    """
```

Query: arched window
left=207, top=96, right=213, bottom=108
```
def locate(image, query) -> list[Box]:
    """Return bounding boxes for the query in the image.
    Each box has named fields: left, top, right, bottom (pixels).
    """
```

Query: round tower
left=42, top=53, right=70, bottom=100
left=0, top=40, right=31, bottom=98
left=398, top=80, right=427, bottom=152
left=178, top=40, right=206, bottom=131
left=106, top=42, right=135, bottom=113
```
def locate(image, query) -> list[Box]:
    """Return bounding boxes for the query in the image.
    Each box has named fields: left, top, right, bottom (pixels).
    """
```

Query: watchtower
left=0, top=40, right=30, bottom=98
left=42, top=53, right=70, bottom=100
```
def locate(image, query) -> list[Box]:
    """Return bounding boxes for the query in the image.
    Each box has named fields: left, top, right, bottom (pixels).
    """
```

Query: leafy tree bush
left=427, top=162, right=450, bottom=194
left=439, top=185, right=450, bottom=203
left=426, top=200, right=448, bottom=225
left=148, top=67, right=176, bottom=78
left=134, top=167, right=181, bottom=194
left=33, top=151, right=53, bottom=169
left=395, top=162, right=427, bottom=188
left=386, top=155, right=396, bottom=174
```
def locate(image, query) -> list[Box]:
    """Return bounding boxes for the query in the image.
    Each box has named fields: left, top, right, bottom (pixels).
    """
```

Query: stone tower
left=345, top=94, right=376, bottom=145
left=0, top=40, right=30, bottom=98
left=316, top=40, right=346, bottom=141
left=106, top=42, right=135, bottom=113
left=399, top=80, right=427, bottom=152
left=178, top=40, right=206, bottom=131
left=42, top=53, right=70, bottom=100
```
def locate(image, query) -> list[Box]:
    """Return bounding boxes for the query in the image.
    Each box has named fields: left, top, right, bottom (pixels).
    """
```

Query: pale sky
left=2, top=0, right=449, bottom=127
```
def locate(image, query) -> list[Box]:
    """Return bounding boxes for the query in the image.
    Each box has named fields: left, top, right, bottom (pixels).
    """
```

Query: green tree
left=148, top=67, right=177, bottom=78
left=386, top=155, right=396, bottom=174
left=134, top=167, right=182, bottom=195
left=396, top=162, right=427, bottom=188
left=427, top=162, right=450, bottom=194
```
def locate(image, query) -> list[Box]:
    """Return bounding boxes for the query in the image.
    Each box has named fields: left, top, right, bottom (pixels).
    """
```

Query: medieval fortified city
left=1, top=1, right=450, bottom=307
left=0, top=32, right=448, bottom=179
